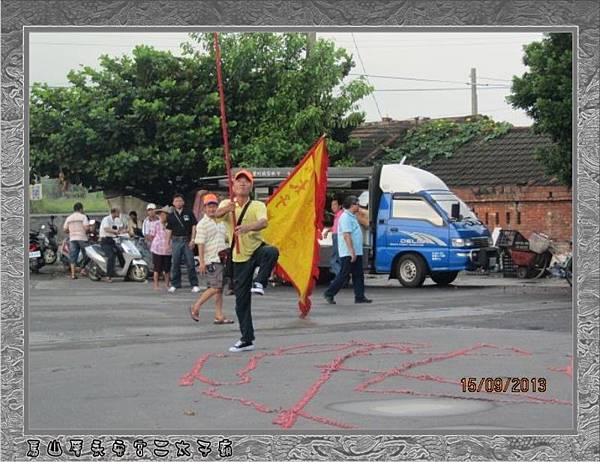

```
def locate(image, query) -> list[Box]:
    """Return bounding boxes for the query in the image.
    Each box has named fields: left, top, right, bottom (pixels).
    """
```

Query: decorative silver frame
left=2, top=1, right=598, bottom=460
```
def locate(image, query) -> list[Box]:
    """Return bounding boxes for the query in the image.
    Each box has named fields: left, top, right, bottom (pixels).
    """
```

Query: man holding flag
left=215, top=170, right=279, bottom=353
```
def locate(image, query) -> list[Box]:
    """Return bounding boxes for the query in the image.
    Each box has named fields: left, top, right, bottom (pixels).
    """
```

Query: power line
left=348, top=73, right=511, bottom=87
left=351, top=33, right=383, bottom=119
left=479, top=76, right=513, bottom=82
left=349, top=73, right=468, bottom=85
left=374, top=87, right=509, bottom=92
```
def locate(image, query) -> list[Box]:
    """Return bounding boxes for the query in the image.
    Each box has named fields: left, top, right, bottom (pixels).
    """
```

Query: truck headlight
left=452, top=238, right=474, bottom=247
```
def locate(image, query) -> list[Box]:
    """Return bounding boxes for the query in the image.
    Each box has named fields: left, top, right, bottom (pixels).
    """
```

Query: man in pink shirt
left=322, top=197, right=343, bottom=276
left=63, top=202, right=90, bottom=279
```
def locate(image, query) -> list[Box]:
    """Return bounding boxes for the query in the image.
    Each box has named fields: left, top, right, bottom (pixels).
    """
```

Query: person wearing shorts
left=190, top=194, right=233, bottom=324
left=148, top=206, right=172, bottom=291
left=63, top=202, right=90, bottom=279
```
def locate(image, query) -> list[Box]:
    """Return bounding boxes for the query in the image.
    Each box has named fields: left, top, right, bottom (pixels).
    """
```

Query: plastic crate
left=501, top=251, right=517, bottom=277
left=496, top=229, right=529, bottom=250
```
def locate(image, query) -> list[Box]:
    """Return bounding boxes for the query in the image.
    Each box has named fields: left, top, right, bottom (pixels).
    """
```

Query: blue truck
left=365, top=163, right=497, bottom=287
left=201, top=164, right=498, bottom=287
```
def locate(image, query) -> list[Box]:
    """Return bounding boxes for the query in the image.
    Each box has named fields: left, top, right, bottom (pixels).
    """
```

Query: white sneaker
left=229, top=341, right=255, bottom=352
left=191, top=286, right=201, bottom=293
left=250, top=282, right=264, bottom=295
left=167, top=286, right=176, bottom=293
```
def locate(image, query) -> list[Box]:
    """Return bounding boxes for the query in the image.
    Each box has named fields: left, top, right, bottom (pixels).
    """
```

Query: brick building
left=348, top=120, right=572, bottom=246
left=426, top=127, right=572, bottom=246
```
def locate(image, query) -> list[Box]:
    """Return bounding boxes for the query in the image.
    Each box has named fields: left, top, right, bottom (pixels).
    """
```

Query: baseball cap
left=146, top=203, right=156, bottom=210
left=234, top=169, right=254, bottom=183
left=203, top=193, right=219, bottom=205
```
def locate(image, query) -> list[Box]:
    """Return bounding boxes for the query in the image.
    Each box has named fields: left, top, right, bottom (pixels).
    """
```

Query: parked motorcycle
left=38, top=215, right=59, bottom=265
left=131, top=235, right=154, bottom=274
left=29, top=231, right=44, bottom=273
left=85, top=236, right=149, bottom=282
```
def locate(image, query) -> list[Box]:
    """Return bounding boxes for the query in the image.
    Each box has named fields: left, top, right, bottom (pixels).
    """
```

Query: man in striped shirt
left=190, top=194, right=233, bottom=324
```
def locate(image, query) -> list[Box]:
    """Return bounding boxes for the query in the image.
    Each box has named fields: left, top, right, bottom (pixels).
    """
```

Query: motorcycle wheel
left=43, top=248, right=57, bottom=265
left=88, top=263, right=101, bottom=281
left=129, top=264, right=148, bottom=282
left=29, top=260, right=40, bottom=273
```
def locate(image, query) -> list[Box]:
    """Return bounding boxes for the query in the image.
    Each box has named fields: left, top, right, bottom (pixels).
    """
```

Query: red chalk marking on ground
left=548, top=356, right=573, bottom=377
left=180, top=341, right=571, bottom=430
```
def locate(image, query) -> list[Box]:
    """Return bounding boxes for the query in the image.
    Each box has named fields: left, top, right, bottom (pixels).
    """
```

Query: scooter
left=85, top=235, right=149, bottom=282
left=29, top=232, right=44, bottom=273
left=131, top=235, right=154, bottom=274
left=38, top=215, right=58, bottom=265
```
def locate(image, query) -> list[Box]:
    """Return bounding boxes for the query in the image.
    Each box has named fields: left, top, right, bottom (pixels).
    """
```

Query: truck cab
left=370, top=164, right=496, bottom=287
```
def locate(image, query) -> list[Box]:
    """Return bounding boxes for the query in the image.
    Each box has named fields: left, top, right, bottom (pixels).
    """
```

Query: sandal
left=214, top=318, right=234, bottom=325
left=189, top=305, right=200, bottom=322
left=70, top=275, right=78, bottom=280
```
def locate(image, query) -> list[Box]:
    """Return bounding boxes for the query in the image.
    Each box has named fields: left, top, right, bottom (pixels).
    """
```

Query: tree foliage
left=383, top=117, right=511, bottom=167
left=30, top=33, right=373, bottom=202
left=506, top=33, right=572, bottom=185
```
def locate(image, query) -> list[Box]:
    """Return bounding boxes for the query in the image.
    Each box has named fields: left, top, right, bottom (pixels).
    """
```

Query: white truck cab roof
left=379, top=164, right=450, bottom=194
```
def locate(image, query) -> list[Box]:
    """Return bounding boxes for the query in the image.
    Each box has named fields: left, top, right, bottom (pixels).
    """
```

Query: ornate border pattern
left=1, top=1, right=598, bottom=460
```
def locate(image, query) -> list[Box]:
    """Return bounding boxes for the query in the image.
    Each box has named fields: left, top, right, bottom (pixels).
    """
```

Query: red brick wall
left=452, top=185, right=573, bottom=244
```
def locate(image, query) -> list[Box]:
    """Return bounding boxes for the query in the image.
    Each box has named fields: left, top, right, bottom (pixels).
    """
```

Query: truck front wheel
left=397, top=254, right=427, bottom=288
left=430, top=271, right=459, bottom=286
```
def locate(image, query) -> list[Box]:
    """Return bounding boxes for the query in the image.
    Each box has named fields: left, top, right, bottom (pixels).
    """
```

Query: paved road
left=28, top=269, right=573, bottom=432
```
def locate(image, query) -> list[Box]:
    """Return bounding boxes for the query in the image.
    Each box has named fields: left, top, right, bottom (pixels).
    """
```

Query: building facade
left=349, top=120, right=572, bottom=247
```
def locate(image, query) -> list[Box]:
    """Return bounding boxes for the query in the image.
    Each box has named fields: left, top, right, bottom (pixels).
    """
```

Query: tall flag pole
left=213, top=32, right=240, bottom=253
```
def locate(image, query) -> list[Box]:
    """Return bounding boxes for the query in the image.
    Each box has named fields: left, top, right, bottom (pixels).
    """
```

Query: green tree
left=506, top=33, right=572, bottom=185
left=30, top=33, right=373, bottom=202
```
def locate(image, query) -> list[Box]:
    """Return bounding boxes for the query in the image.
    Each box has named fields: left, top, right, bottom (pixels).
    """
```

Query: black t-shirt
left=166, top=209, right=197, bottom=238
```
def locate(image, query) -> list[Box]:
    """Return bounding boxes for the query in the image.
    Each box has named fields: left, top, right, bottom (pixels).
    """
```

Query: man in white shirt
left=99, top=207, right=126, bottom=282
left=63, top=202, right=90, bottom=279
left=142, top=203, right=159, bottom=242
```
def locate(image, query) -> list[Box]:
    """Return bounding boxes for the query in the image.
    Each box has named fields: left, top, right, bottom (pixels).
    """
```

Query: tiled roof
left=349, top=119, right=414, bottom=164
left=426, top=127, right=559, bottom=186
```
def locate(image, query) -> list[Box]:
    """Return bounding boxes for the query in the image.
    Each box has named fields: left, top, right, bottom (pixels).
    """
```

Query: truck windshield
left=430, top=193, right=478, bottom=221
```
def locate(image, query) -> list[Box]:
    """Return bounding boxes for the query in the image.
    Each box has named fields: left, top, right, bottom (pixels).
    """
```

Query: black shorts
left=152, top=253, right=172, bottom=273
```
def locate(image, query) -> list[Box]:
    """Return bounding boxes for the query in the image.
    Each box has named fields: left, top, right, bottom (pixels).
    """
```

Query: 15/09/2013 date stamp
left=461, top=377, right=547, bottom=393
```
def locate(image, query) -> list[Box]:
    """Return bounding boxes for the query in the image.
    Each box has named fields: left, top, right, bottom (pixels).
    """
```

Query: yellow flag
left=263, top=136, right=328, bottom=317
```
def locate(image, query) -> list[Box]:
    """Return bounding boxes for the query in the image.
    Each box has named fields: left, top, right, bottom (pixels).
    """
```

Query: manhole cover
left=329, top=397, right=494, bottom=418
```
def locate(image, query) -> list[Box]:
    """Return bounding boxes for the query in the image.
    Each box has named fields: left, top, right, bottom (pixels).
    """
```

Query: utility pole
left=306, top=32, right=316, bottom=57
left=470, top=67, right=478, bottom=117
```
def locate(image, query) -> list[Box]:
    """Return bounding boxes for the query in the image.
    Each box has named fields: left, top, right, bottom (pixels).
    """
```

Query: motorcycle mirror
left=40, top=224, right=46, bottom=230
left=89, top=220, right=96, bottom=225
left=50, top=215, right=55, bottom=220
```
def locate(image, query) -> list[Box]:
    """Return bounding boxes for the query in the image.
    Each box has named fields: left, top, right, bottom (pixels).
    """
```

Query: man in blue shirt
left=323, top=195, right=372, bottom=304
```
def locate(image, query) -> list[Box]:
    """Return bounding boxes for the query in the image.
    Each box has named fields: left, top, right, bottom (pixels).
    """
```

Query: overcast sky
left=29, top=31, right=545, bottom=126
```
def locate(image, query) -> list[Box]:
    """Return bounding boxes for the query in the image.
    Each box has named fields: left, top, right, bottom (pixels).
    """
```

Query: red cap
left=234, top=169, right=254, bottom=183
left=203, top=193, right=219, bottom=205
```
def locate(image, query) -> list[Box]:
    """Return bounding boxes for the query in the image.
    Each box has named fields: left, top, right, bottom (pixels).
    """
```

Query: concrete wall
left=106, top=196, right=156, bottom=227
